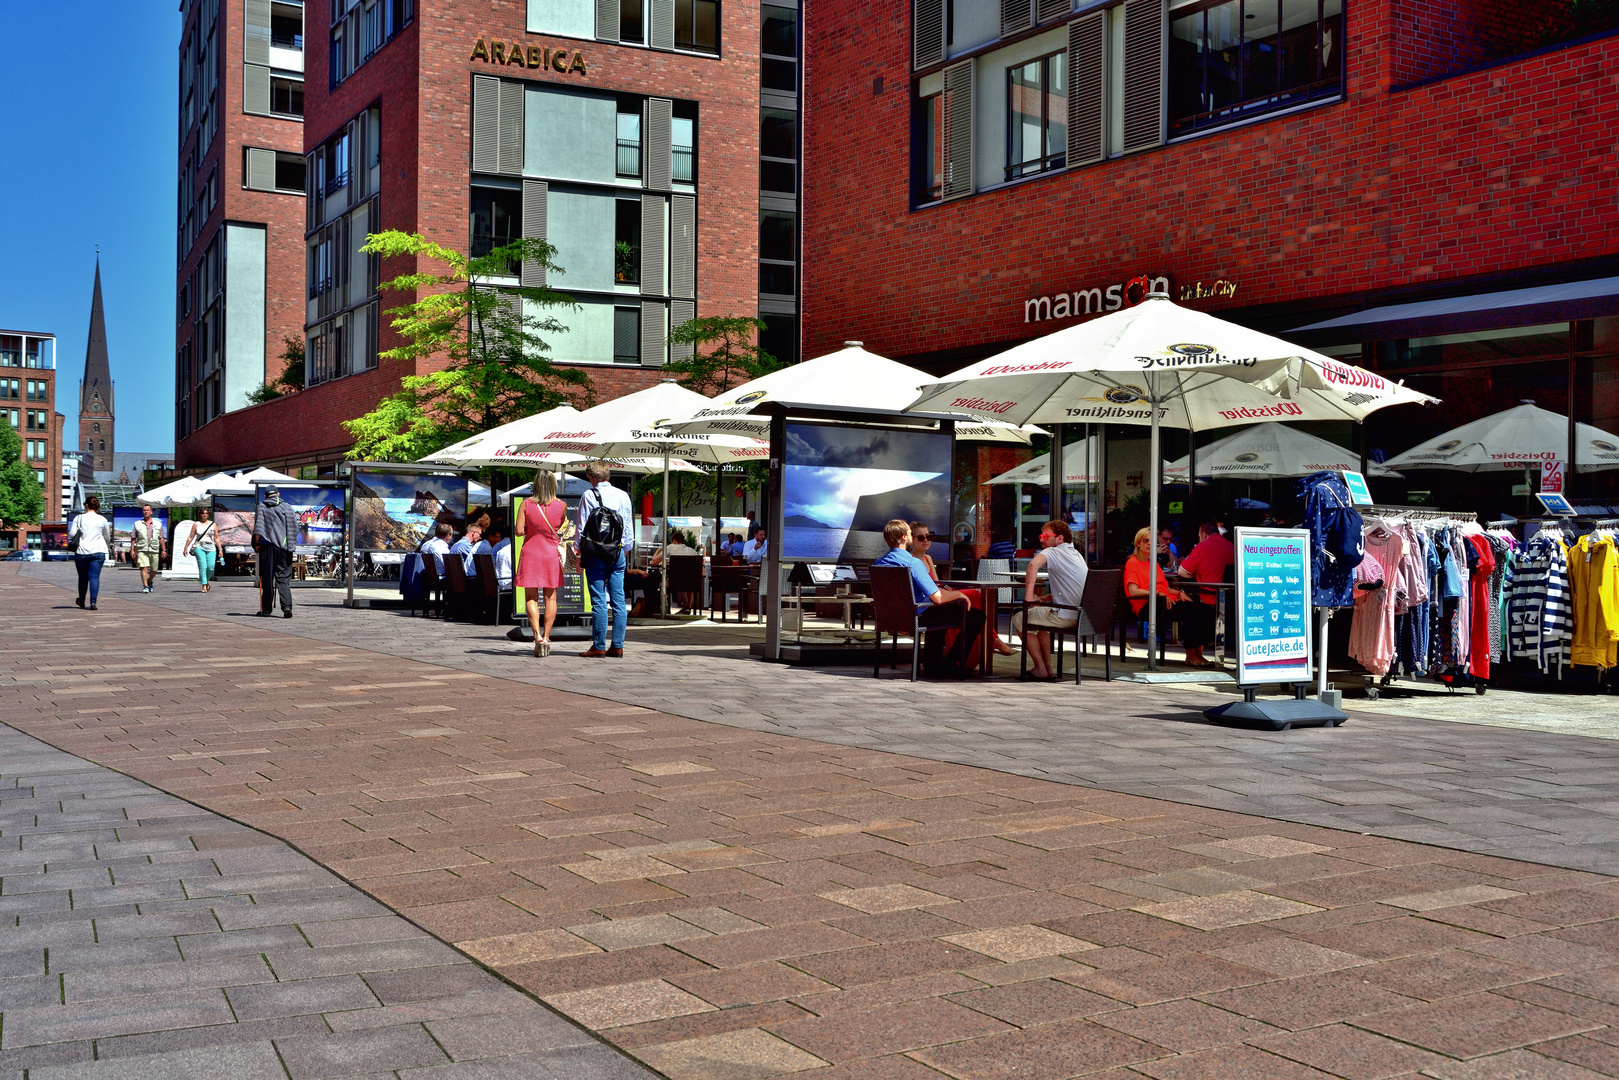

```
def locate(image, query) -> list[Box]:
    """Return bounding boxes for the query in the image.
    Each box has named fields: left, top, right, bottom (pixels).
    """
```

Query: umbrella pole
left=660, top=450, right=671, bottom=619
left=1147, top=392, right=1161, bottom=672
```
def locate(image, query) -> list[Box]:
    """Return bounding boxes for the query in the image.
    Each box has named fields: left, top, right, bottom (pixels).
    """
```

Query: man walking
left=575, top=461, right=633, bottom=657
left=131, top=504, right=166, bottom=593
left=253, top=486, right=300, bottom=618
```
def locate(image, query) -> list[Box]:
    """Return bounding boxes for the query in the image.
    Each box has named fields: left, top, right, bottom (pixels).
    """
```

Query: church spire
left=80, top=259, right=113, bottom=418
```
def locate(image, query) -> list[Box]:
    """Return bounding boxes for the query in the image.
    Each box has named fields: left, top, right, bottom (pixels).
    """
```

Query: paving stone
left=26, top=1042, right=288, bottom=1080
left=632, top=1028, right=828, bottom=1080
left=274, top=1025, right=450, bottom=1078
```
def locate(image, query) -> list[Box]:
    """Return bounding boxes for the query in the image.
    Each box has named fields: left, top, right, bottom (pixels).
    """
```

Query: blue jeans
left=195, top=547, right=217, bottom=586
left=583, top=551, right=627, bottom=650
left=75, top=553, right=105, bottom=605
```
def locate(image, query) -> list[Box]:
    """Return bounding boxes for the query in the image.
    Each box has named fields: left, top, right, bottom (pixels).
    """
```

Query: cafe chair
left=414, top=557, right=446, bottom=618
left=1037, top=569, right=1122, bottom=684
left=442, top=557, right=470, bottom=620
left=472, top=553, right=504, bottom=624
left=710, top=563, right=748, bottom=620
left=666, top=554, right=706, bottom=615
left=870, top=565, right=968, bottom=681
left=977, top=558, right=1013, bottom=607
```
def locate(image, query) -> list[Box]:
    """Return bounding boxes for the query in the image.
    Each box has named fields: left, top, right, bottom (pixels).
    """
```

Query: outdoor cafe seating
left=869, top=564, right=970, bottom=681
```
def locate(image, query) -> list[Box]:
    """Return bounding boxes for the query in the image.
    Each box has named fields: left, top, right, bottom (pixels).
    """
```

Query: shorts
left=135, top=550, right=161, bottom=570
left=1012, top=607, right=1079, bottom=635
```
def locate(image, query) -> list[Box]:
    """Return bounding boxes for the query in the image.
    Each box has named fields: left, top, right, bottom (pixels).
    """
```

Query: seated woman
left=910, top=520, right=1015, bottom=662
left=629, top=529, right=701, bottom=614
left=1123, top=526, right=1187, bottom=653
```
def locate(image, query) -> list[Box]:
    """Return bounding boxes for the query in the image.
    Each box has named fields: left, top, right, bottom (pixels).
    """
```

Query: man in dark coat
left=253, top=486, right=301, bottom=618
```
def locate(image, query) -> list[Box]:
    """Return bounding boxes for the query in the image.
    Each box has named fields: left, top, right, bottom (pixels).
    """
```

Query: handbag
left=536, top=502, right=578, bottom=575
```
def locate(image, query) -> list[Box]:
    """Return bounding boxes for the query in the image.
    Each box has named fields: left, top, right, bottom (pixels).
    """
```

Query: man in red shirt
left=1174, top=521, right=1234, bottom=667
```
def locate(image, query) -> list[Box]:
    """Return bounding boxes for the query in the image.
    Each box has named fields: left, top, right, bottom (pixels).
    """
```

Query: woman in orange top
left=1123, top=528, right=1185, bottom=649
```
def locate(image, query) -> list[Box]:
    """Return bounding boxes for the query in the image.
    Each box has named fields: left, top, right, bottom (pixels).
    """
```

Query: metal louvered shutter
left=651, top=0, right=675, bottom=49
left=645, top=98, right=673, bottom=190
left=640, top=300, right=666, bottom=366
left=640, top=195, right=665, bottom=295
left=1121, top=0, right=1166, bottom=154
left=1000, top=0, right=1033, bottom=38
left=913, top=0, right=944, bottom=69
left=669, top=300, right=695, bottom=362
left=244, top=147, right=277, bottom=191
left=498, top=79, right=525, bottom=174
left=1037, top=0, right=1069, bottom=22
left=472, top=76, right=499, bottom=173
left=243, top=0, right=271, bottom=64
left=521, top=180, right=548, bottom=288
left=596, top=0, right=620, bottom=41
left=1066, top=11, right=1106, bottom=167
left=940, top=59, right=974, bottom=201
left=669, top=195, right=695, bottom=299
left=614, top=307, right=640, bottom=362
left=243, top=63, right=270, bottom=116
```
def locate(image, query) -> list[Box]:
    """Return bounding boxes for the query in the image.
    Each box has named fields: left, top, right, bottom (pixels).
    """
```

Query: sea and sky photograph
left=781, top=425, right=951, bottom=560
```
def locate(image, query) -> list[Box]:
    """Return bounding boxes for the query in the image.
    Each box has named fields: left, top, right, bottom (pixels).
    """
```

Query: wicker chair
left=869, top=565, right=968, bottom=680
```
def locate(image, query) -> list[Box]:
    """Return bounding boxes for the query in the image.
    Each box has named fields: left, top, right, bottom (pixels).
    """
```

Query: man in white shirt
left=742, top=527, right=768, bottom=564
left=420, top=523, right=453, bottom=575
left=487, top=523, right=514, bottom=590
left=575, top=461, right=635, bottom=657
left=449, top=523, right=491, bottom=578
left=1012, top=519, right=1091, bottom=680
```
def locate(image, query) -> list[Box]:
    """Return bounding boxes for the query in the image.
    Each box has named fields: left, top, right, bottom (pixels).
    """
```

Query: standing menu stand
left=1204, top=526, right=1347, bottom=730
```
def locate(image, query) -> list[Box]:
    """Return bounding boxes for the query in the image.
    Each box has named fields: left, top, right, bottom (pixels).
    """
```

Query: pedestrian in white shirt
left=742, top=527, right=768, bottom=564
left=575, top=461, right=634, bottom=657
left=69, top=496, right=113, bottom=610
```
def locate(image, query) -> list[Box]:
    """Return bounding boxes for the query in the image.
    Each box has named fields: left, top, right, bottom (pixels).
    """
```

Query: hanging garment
left=1569, top=533, right=1619, bottom=670
left=1297, top=472, right=1365, bottom=608
left=1465, top=532, right=1496, bottom=680
left=1350, top=529, right=1402, bottom=676
left=1508, top=531, right=1572, bottom=673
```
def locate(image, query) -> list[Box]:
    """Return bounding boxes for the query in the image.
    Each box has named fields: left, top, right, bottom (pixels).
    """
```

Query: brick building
left=174, top=0, right=309, bottom=465
left=0, top=328, right=63, bottom=549
left=802, top=0, right=1619, bottom=548
left=176, top=0, right=799, bottom=477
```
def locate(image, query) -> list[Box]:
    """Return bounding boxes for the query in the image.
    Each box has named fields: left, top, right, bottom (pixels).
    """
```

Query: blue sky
left=0, top=4, right=180, bottom=454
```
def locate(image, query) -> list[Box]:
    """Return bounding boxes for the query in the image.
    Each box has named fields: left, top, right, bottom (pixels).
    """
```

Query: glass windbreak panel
left=469, top=185, right=522, bottom=263
left=1005, top=52, right=1065, bottom=181
left=1376, top=324, right=1572, bottom=372
left=672, top=116, right=695, bottom=182
left=615, top=199, right=641, bottom=284
left=617, top=109, right=642, bottom=177
left=759, top=211, right=795, bottom=261
left=621, top=0, right=644, bottom=43
left=1169, top=0, right=1344, bottom=137
left=762, top=5, right=797, bottom=56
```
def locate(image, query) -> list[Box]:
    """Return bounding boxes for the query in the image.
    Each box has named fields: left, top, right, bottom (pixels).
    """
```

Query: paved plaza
left=6, top=564, right=1619, bottom=1077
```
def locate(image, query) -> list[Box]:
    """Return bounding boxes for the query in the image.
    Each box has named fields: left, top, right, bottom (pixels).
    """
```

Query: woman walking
left=70, top=496, right=113, bottom=610
left=514, top=470, right=570, bottom=657
left=183, top=507, right=218, bottom=591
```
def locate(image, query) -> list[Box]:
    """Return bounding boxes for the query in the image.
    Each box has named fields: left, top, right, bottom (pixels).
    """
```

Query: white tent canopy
left=136, top=475, right=208, bottom=507
left=502, top=381, right=768, bottom=464
left=1382, top=401, right=1619, bottom=473
left=1164, top=423, right=1399, bottom=480
left=417, top=405, right=582, bottom=468
left=137, top=468, right=301, bottom=505
left=984, top=439, right=1104, bottom=486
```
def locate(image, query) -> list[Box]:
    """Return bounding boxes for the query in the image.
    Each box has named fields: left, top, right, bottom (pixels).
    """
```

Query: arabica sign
left=471, top=37, right=589, bottom=75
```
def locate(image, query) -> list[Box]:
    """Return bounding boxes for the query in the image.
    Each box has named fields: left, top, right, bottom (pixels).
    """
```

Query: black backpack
left=579, top=500, right=625, bottom=562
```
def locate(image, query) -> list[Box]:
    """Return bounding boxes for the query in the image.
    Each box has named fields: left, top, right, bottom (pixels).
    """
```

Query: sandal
left=534, top=638, right=551, bottom=657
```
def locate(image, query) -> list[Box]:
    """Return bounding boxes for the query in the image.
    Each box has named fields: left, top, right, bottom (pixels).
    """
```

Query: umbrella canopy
left=234, top=466, right=299, bottom=485
left=417, top=405, right=582, bottom=468
left=906, top=297, right=1435, bottom=671
left=1382, top=401, right=1619, bottom=473
left=1164, top=423, right=1399, bottom=479
left=503, top=381, right=768, bottom=464
left=658, top=342, right=1041, bottom=444
left=984, top=439, right=1105, bottom=486
left=137, top=475, right=209, bottom=507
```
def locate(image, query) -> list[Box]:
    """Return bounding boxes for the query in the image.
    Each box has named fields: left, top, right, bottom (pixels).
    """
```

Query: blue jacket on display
left=1296, top=471, right=1366, bottom=608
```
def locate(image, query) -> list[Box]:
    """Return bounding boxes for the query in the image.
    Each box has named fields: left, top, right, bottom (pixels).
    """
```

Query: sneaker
left=142, top=587, right=151, bottom=593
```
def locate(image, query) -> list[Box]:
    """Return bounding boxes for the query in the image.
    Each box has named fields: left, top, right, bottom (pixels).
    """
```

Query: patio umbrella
left=984, top=438, right=1105, bottom=486
left=906, top=296, right=1436, bottom=670
left=418, top=406, right=582, bottom=468
left=137, top=475, right=208, bottom=507
left=1382, top=400, right=1619, bottom=473
left=1163, top=423, right=1400, bottom=480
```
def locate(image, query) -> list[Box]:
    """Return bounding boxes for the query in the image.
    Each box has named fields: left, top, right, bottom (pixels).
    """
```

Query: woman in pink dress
left=515, top=470, right=570, bottom=656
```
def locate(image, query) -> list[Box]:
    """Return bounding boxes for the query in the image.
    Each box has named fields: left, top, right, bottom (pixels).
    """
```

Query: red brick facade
left=180, top=0, right=766, bottom=474
left=801, top=0, right=1619, bottom=366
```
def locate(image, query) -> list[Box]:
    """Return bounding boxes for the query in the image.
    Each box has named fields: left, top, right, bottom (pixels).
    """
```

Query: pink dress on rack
left=515, top=499, right=567, bottom=590
left=1350, top=529, right=1403, bottom=676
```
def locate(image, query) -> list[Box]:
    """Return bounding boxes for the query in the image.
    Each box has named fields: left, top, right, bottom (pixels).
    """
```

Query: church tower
left=77, top=261, right=114, bottom=480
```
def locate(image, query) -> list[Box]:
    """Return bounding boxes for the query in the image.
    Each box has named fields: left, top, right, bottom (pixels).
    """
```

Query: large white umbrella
left=137, top=475, right=209, bottom=507
left=658, top=342, right=1041, bottom=445
left=1382, top=401, right=1619, bottom=473
left=906, top=296, right=1436, bottom=669
left=419, top=406, right=581, bottom=468
left=1164, top=423, right=1400, bottom=480
left=984, top=439, right=1105, bottom=486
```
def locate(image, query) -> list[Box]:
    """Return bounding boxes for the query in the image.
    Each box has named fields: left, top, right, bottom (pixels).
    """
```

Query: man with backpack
left=575, top=460, right=634, bottom=657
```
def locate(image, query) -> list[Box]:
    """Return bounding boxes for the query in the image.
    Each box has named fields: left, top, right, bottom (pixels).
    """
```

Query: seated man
left=742, top=527, right=768, bottom=564
left=1011, top=520, right=1090, bottom=680
left=419, top=522, right=454, bottom=575
left=449, top=523, right=491, bottom=578
left=874, top=519, right=985, bottom=675
left=1174, top=520, right=1234, bottom=667
left=486, top=523, right=513, bottom=590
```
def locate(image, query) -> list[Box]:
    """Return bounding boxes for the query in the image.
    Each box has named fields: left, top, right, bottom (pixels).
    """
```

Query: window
left=99, top=439, right=105, bottom=452
left=613, top=307, right=641, bottom=363
left=26, top=410, right=47, bottom=431
left=616, top=105, right=642, bottom=178
left=92, top=423, right=100, bottom=433
left=672, top=114, right=695, bottom=182
left=275, top=152, right=306, bottom=192
left=1007, top=51, right=1066, bottom=181
left=271, top=1, right=303, bottom=48
left=27, top=439, right=45, bottom=461
left=469, top=185, right=522, bottom=261
left=1, top=379, right=16, bottom=399
left=26, top=380, right=46, bottom=402
left=913, top=93, right=944, bottom=203
left=331, top=0, right=413, bottom=87
left=1169, top=0, right=1343, bottom=137
left=34, top=470, right=46, bottom=485
left=760, top=107, right=797, bottom=194
left=271, top=76, right=304, bottom=117
left=759, top=312, right=796, bottom=366
left=759, top=210, right=795, bottom=296
left=4, top=409, right=16, bottom=427
left=615, top=200, right=642, bottom=284
left=621, top=0, right=645, bottom=43
left=675, top=0, right=719, bottom=52
left=761, top=5, right=797, bottom=90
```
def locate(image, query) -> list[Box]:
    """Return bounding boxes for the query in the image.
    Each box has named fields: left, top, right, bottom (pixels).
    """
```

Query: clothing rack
left=1361, top=504, right=1477, bottom=525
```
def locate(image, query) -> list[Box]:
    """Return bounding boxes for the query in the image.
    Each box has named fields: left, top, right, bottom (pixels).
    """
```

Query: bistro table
left=936, top=578, right=1012, bottom=675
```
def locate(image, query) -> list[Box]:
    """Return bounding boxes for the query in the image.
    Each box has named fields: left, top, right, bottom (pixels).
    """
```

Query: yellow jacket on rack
left=1569, top=534, right=1618, bottom=669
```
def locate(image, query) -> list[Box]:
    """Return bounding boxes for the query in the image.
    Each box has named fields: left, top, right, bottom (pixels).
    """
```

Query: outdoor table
left=937, top=578, right=1010, bottom=675
left=779, top=593, right=873, bottom=641
left=1172, top=578, right=1235, bottom=665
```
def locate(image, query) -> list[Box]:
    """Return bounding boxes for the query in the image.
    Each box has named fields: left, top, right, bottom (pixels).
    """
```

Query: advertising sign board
left=1537, top=492, right=1576, bottom=517
left=1233, top=527, right=1313, bottom=686
left=1341, top=470, right=1372, bottom=505
left=1540, top=460, right=1565, bottom=494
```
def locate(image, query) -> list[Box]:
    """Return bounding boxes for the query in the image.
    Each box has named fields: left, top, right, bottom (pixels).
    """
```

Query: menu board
left=511, top=496, right=588, bottom=615
left=1233, top=527, right=1313, bottom=686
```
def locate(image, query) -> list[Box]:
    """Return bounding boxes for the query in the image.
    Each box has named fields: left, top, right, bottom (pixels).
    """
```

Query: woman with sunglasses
left=909, top=521, right=1015, bottom=665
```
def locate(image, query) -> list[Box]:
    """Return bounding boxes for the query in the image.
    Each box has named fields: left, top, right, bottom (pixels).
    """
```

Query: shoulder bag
left=536, top=501, right=578, bottom=575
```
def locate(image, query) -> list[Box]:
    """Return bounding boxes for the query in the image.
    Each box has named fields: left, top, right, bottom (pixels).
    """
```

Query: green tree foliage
left=0, top=422, right=45, bottom=528
left=343, top=232, right=594, bottom=462
left=246, top=337, right=307, bottom=405
left=663, top=315, right=780, bottom=397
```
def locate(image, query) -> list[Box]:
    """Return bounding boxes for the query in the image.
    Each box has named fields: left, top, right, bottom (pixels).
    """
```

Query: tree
left=343, top=232, right=594, bottom=462
left=246, top=336, right=307, bottom=405
left=663, top=315, right=780, bottom=397
left=0, top=422, right=45, bottom=529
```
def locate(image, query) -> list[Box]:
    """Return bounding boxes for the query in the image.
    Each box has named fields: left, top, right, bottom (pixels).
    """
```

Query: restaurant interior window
left=617, top=101, right=642, bottom=178
left=1168, top=0, right=1344, bottom=138
left=615, top=199, right=641, bottom=284
left=672, top=106, right=696, bottom=183
left=761, top=5, right=797, bottom=90
left=675, top=0, right=719, bottom=52
left=469, top=185, right=522, bottom=262
left=1006, top=51, right=1066, bottom=181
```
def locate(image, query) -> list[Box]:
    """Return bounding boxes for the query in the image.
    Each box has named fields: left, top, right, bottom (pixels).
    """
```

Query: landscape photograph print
left=352, top=472, right=469, bottom=551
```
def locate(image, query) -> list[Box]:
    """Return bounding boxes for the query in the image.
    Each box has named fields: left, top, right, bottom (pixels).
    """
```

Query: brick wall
left=801, top=0, right=1619, bottom=364
left=1390, top=0, right=1584, bottom=85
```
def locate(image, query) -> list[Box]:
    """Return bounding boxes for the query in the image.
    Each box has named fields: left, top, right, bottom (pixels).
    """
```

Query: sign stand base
left=1204, top=688, right=1347, bottom=731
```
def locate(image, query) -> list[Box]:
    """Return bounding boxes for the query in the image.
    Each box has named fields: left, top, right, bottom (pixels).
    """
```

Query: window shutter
left=645, top=98, right=673, bottom=190
left=614, top=307, right=640, bottom=361
left=472, top=76, right=499, bottom=173
left=244, top=147, right=277, bottom=191
left=521, top=180, right=548, bottom=288
left=1066, top=11, right=1106, bottom=167
left=498, top=79, right=525, bottom=174
left=640, top=194, right=665, bottom=295
left=1121, top=0, right=1166, bottom=154
left=940, top=59, right=974, bottom=201
left=913, top=0, right=943, bottom=69
left=1037, top=0, right=1069, bottom=21
left=243, top=0, right=271, bottom=64
left=243, top=64, right=271, bottom=116
left=1000, top=0, right=1033, bottom=38
left=651, top=0, right=675, bottom=49
left=640, top=300, right=666, bottom=366
left=669, top=300, right=695, bottom=362
left=596, top=0, right=621, bottom=41
left=669, top=195, right=695, bottom=299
